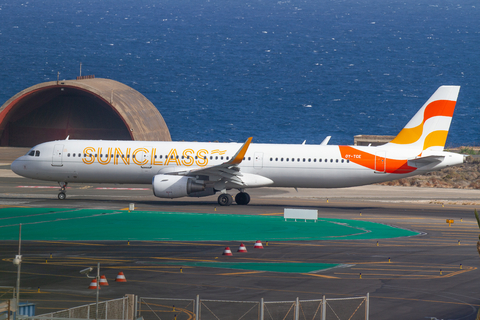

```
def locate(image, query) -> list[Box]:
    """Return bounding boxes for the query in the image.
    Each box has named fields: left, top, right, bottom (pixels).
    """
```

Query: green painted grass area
left=155, top=261, right=340, bottom=273
left=0, top=208, right=418, bottom=241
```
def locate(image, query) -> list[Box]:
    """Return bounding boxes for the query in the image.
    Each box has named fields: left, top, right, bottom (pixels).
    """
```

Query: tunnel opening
left=1, top=86, right=133, bottom=147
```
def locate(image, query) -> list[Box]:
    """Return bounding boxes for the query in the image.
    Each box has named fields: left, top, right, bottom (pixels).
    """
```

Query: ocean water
left=0, top=0, right=478, bottom=146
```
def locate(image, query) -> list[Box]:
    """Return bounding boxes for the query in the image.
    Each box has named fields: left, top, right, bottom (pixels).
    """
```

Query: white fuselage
left=11, top=139, right=464, bottom=189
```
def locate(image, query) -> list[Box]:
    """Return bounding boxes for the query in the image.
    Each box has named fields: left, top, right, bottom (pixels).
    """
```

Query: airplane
left=11, top=85, right=465, bottom=206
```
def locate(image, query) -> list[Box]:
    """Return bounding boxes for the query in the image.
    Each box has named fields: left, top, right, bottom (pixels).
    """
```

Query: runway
left=1, top=161, right=480, bottom=319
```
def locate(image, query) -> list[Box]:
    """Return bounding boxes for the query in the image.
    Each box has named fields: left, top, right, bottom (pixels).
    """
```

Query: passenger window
left=308, top=159, right=311, bottom=162
left=72, top=153, right=75, bottom=157
left=78, top=153, right=81, bottom=157
left=281, top=158, right=284, bottom=161
left=314, top=159, right=316, bottom=162
left=286, top=158, right=289, bottom=162
left=297, top=158, right=300, bottom=162
left=330, top=159, right=333, bottom=162
left=248, top=157, right=251, bottom=161
left=275, top=158, right=278, bottom=161
left=341, top=159, right=344, bottom=163
left=336, top=159, right=339, bottom=163
left=319, top=159, right=322, bottom=162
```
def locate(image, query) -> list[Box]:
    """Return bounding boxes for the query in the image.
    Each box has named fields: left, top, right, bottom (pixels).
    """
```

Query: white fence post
left=260, top=298, right=264, bottom=320
left=195, top=295, right=200, bottom=320
left=322, top=296, right=326, bottom=320
left=295, top=298, right=299, bottom=320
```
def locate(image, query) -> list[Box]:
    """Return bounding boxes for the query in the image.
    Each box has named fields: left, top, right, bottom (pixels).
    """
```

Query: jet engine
left=152, top=174, right=205, bottom=198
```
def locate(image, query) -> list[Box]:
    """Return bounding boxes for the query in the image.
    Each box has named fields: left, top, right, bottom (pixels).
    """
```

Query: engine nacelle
left=152, top=175, right=205, bottom=198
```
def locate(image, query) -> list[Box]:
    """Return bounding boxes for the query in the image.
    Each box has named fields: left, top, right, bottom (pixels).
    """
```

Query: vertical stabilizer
left=384, top=86, right=460, bottom=152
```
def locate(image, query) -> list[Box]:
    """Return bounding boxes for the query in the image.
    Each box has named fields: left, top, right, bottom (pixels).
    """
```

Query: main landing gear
left=217, top=191, right=250, bottom=206
left=58, top=182, right=67, bottom=200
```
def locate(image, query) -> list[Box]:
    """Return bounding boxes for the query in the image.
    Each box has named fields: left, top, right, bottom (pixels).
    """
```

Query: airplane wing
left=172, top=137, right=271, bottom=188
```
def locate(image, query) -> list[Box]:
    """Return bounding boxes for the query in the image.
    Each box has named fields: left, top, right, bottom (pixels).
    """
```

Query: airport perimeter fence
left=138, top=294, right=369, bottom=320
left=32, top=295, right=135, bottom=320
left=27, top=294, right=368, bottom=320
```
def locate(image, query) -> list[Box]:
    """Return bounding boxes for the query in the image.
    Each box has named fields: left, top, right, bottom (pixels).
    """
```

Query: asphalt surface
left=1, top=148, right=480, bottom=320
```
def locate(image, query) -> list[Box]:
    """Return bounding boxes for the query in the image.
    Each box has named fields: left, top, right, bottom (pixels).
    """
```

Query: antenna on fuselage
left=320, top=136, right=331, bottom=145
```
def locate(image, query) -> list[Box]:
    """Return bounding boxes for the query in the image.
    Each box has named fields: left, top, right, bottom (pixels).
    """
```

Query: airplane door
left=375, top=151, right=386, bottom=173
left=52, top=144, right=64, bottom=167
left=253, top=152, right=263, bottom=169
left=141, top=147, right=152, bottom=169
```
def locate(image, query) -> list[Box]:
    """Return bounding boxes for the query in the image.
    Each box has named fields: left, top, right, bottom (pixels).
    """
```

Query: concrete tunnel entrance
left=0, top=78, right=171, bottom=147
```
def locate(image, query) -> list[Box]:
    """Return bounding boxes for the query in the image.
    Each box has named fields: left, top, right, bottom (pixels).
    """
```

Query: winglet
left=227, top=137, right=253, bottom=165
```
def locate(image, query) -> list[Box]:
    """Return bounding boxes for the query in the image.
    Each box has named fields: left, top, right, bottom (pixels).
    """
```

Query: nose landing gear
left=58, top=182, right=67, bottom=200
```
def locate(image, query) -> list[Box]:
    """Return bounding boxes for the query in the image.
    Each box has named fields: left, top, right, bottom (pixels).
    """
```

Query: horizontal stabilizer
left=407, top=155, right=445, bottom=167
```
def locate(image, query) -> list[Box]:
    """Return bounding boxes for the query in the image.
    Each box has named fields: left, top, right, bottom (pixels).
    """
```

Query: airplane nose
left=11, top=158, right=24, bottom=176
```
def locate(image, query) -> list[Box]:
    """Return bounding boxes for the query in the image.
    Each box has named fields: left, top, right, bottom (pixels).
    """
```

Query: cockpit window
left=35, top=150, right=40, bottom=157
left=28, top=150, right=35, bottom=156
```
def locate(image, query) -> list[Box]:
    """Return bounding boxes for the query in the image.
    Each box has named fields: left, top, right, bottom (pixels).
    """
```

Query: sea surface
left=0, top=0, right=478, bottom=146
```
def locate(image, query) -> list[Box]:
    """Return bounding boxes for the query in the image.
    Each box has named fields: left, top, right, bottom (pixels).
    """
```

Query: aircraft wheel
left=218, top=193, right=233, bottom=206
left=235, top=192, right=250, bottom=205
left=58, top=192, right=66, bottom=200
